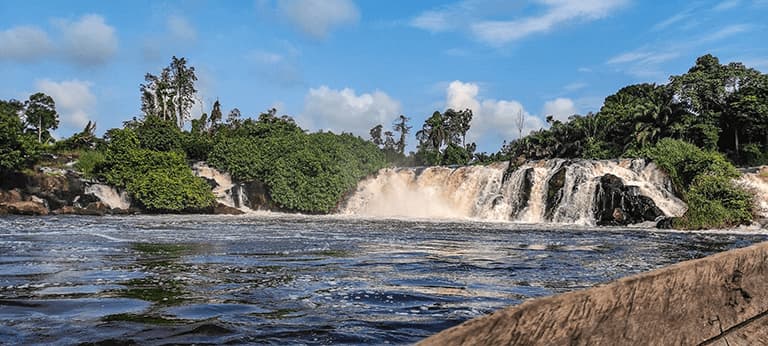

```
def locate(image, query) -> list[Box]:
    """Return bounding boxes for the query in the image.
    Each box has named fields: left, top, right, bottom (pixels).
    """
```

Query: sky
left=1, top=0, right=767, bottom=152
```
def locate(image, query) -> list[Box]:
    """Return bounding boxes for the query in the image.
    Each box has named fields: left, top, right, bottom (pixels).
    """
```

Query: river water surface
left=0, top=214, right=766, bottom=345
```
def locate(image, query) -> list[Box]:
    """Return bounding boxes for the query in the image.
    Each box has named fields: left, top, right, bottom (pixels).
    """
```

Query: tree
left=139, top=56, right=197, bottom=129
left=227, top=108, right=241, bottom=125
left=209, top=99, right=223, bottom=131
left=0, top=99, right=30, bottom=172
left=369, top=124, right=383, bottom=147
left=515, top=108, right=525, bottom=140
left=383, top=131, right=396, bottom=151
left=24, top=92, right=58, bottom=143
left=170, top=56, right=198, bottom=128
left=392, top=115, right=411, bottom=155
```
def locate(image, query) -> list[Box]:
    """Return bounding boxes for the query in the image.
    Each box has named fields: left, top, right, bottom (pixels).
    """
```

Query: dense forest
left=1, top=54, right=766, bottom=228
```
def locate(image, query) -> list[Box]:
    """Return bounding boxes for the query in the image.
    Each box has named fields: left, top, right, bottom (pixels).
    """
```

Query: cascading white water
left=84, top=184, right=131, bottom=210
left=192, top=162, right=253, bottom=211
left=738, top=167, right=768, bottom=219
left=342, top=159, right=687, bottom=225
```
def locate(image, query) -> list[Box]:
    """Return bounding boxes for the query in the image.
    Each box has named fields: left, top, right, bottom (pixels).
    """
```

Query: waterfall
left=342, top=159, right=687, bottom=225
left=84, top=184, right=131, bottom=210
left=192, top=162, right=253, bottom=211
left=738, top=167, right=768, bottom=219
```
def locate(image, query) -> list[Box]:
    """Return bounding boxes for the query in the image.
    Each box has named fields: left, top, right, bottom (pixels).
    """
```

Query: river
left=0, top=214, right=766, bottom=345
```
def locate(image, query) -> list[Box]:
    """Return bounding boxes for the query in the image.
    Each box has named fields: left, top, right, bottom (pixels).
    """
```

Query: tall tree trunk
left=38, top=116, right=42, bottom=143
left=734, top=126, right=740, bottom=159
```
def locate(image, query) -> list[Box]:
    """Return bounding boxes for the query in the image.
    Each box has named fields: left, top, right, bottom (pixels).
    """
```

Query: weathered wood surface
left=420, top=241, right=768, bottom=346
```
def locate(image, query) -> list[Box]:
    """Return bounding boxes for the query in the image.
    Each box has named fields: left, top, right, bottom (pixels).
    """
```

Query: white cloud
left=411, top=10, right=452, bottom=32
left=702, top=24, right=751, bottom=42
left=277, top=0, right=360, bottom=38
left=564, top=82, right=588, bottom=91
left=469, top=0, right=629, bottom=45
left=444, top=80, right=544, bottom=143
left=652, top=12, right=690, bottom=31
left=0, top=26, right=54, bottom=62
left=542, top=98, right=577, bottom=122
left=167, top=15, right=197, bottom=41
left=713, top=0, right=741, bottom=10
left=36, top=79, right=96, bottom=129
left=0, top=14, right=117, bottom=65
left=302, top=86, right=401, bottom=137
left=606, top=49, right=680, bottom=79
left=56, top=14, right=118, bottom=65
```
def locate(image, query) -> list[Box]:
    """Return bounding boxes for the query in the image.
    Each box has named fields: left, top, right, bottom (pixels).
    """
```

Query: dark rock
left=594, top=174, right=664, bottom=226
left=656, top=217, right=676, bottom=229
left=73, top=194, right=101, bottom=208
left=213, top=203, right=245, bottom=215
left=24, top=171, right=86, bottom=210
left=544, top=162, right=569, bottom=220
left=509, top=167, right=534, bottom=218
left=239, top=180, right=274, bottom=210
left=419, top=241, right=768, bottom=346
left=0, top=201, right=49, bottom=215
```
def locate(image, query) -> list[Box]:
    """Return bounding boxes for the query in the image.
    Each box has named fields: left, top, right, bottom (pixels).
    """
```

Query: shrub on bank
left=97, top=128, right=215, bottom=212
left=207, top=119, right=386, bottom=213
left=639, top=138, right=753, bottom=229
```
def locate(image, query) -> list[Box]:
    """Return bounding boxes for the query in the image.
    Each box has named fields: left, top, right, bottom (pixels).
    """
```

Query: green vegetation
left=97, top=127, right=215, bottom=212
left=208, top=110, right=386, bottom=213
left=638, top=139, right=753, bottom=229
left=74, top=150, right=105, bottom=179
left=500, top=55, right=768, bottom=166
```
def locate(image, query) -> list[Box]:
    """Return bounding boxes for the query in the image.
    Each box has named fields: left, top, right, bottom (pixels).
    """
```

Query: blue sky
left=1, top=0, right=766, bottom=152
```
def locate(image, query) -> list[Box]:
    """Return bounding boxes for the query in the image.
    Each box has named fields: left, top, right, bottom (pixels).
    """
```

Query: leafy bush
left=673, top=174, right=754, bottom=229
left=127, top=167, right=215, bottom=212
left=742, top=143, right=768, bottom=166
left=131, top=115, right=183, bottom=152
left=182, top=131, right=214, bottom=161
left=639, top=138, right=737, bottom=191
left=75, top=150, right=105, bottom=179
left=208, top=119, right=386, bottom=213
left=98, top=127, right=214, bottom=212
left=639, top=138, right=753, bottom=229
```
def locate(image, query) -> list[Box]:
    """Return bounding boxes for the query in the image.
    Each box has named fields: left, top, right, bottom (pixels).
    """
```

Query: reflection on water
left=0, top=214, right=765, bottom=345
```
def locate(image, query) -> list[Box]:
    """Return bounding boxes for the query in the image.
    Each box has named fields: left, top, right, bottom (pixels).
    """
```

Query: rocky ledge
left=419, top=241, right=768, bottom=345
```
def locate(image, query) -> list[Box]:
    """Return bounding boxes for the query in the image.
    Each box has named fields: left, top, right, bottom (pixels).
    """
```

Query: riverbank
left=420, top=240, right=768, bottom=345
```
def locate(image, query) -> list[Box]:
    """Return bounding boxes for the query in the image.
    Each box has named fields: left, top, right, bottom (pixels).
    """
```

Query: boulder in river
left=593, top=173, right=663, bottom=226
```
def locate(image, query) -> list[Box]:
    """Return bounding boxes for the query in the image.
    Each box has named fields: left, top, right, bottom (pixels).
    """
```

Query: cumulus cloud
left=542, top=98, right=577, bottom=122
left=301, top=86, right=401, bottom=136
left=0, top=14, right=117, bottom=65
left=444, top=81, right=544, bottom=145
left=56, top=14, right=118, bottom=65
left=36, top=79, right=96, bottom=129
left=0, top=26, right=54, bottom=62
left=277, top=0, right=360, bottom=38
